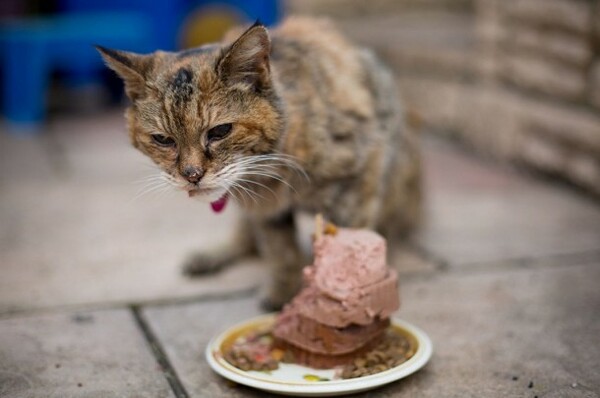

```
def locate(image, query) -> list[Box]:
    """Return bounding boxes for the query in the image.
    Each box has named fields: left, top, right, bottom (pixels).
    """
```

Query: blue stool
left=0, top=0, right=281, bottom=131
left=0, top=12, right=152, bottom=129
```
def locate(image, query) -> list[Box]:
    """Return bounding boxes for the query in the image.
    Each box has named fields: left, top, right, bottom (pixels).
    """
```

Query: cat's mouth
left=187, top=188, right=229, bottom=213
left=187, top=188, right=205, bottom=198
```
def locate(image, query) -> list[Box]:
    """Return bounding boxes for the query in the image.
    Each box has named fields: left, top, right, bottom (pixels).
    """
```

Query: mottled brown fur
left=98, top=17, right=421, bottom=309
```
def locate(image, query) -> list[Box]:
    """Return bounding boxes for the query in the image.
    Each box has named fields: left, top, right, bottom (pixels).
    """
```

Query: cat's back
left=270, top=17, right=374, bottom=118
left=267, top=18, right=408, bottom=182
left=271, top=17, right=357, bottom=67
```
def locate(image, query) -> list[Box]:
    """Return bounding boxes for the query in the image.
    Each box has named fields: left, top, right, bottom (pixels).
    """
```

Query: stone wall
left=472, top=0, right=599, bottom=196
left=286, top=0, right=600, bottom=196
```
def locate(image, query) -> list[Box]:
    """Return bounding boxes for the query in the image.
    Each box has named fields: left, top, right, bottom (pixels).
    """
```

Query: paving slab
left=420, top=139, right=600, bottom=266
left=396, top=260, right=600, bottom=398
left=0, top=112, right=265, bottom=314
left=142, top=260, right=600, bottom=398
left=0, top=175, right=264, bottom=313
left=0, top=308, right=174, bottom=398
left=0, top=130, right=62, bottom=188
left=142, top=298, right=269, bottom=398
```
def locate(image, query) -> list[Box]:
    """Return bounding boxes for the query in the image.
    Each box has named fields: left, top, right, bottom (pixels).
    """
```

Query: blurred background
left=1, top=2, right=600, bottom=396
left=1, top=0, right=599, bottom=312
left=1, top=0, right=599, bottom=194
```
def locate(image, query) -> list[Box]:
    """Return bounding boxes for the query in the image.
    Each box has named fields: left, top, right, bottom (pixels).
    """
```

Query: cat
left=97, top=17, right=421, bottom=309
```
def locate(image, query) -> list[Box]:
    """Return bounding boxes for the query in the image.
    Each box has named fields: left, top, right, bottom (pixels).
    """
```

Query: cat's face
left=98, top=23, right=284, bottom=204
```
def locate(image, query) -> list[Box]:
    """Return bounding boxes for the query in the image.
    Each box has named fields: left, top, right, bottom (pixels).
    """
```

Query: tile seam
left=131, top=305, right=189, bottom=398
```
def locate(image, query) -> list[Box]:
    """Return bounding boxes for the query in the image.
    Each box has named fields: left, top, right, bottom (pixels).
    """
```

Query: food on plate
left=272, top=220, right=400, bottom=368
left=223, top=218, right=411, bottom=378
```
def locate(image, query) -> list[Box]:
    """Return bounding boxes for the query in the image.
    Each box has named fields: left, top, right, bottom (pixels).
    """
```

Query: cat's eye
left=207, top=123, right=233, bottom=142
left=151, top=134, right=176, bottom=147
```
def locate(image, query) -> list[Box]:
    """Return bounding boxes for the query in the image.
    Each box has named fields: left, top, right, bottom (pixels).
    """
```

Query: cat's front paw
left=259, top=296, right=285, bottom=312
left=181, top=251, right=229, bottom=277
left=259, top=286, right=297, bottom=312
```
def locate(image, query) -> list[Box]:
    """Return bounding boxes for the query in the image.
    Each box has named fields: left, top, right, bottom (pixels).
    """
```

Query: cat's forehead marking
left=168, top=67, right=195, bottom=103
left=171, top=68, right=193, bottom=89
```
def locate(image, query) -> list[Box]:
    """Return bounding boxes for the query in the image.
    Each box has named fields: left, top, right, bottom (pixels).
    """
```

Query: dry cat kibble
left=223, top=327, right=414, bottom=380
left=340, top=330, right=414, bottom=378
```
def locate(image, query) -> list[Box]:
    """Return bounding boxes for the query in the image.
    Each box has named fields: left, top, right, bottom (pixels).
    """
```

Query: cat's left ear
left=216, top=22, right=271, bottom=91
left=96, top=46, right=153, bottom=101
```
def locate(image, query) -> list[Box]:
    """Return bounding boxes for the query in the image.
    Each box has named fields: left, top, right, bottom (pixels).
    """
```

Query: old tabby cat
left=98, top=17, right=421, bottom=309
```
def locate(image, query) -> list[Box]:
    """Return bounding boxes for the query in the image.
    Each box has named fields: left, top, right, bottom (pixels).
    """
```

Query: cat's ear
left=216, top=22, right=271, bottom=91
left=96, top=46, right=153, bottom=101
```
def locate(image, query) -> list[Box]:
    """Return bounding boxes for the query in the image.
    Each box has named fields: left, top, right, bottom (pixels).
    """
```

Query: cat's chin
left=187, top=188, right=226, bottom=203
left=188, top=189, right=229, bottom=213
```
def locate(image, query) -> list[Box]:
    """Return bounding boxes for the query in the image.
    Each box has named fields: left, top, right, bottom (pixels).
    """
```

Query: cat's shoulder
left=273, top=16, right=339, bottom=37
left=272, top=17, right=351, bottom=49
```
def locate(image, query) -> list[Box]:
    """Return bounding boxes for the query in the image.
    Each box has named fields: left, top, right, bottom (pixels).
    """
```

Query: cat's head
left=97, top=22, right=284, bottom=206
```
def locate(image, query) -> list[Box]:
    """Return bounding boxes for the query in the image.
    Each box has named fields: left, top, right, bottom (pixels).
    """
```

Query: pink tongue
left=210, top=194, right=228, bottom=213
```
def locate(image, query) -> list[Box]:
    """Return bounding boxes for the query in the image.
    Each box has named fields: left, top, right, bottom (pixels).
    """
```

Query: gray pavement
left=0, top=309, right=174, bottom=397
left=0, top=113, right=265, bottom=314
left=1, top=111, right=599, bottom=397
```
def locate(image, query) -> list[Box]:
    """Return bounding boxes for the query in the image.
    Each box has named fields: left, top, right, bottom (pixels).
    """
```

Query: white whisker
left=234, top=176, right=279, bottom=199
left=128, top=170, right=182, bottom=204
left=210, top=153, right=308, bottom=207
left=237, top=167, right=297, bottom=193
left=130, top=182, right=168, bottom=203
left=223, top=177, right=263, bottom=204
left=223, top=153, right=309, bottom=181
left=231, top=184, right=258, bottom=206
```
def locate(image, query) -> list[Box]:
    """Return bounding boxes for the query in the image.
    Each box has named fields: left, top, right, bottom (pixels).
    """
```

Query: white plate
left=206, top=314, right=433, bottom=397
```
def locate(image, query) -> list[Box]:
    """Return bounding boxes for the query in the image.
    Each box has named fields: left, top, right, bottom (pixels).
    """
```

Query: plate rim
left=205, top=313, right=433, bottom=395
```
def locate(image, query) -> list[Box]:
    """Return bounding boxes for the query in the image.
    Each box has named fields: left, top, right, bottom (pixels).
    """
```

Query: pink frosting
left=294, top=270, right=398, bottom=328
left=275, top=227, right=400, bottom=335
left=310, top=229, right=388, bottom=300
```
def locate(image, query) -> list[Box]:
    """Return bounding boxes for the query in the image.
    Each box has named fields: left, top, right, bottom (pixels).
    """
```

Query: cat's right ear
left=96, top=46, right=152, bottom=101
left=216, top=22, right=271, bottom=92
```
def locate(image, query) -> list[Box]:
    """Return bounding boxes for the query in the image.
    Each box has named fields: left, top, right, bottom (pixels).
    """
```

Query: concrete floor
left=1, top=110, right=599, bottom=397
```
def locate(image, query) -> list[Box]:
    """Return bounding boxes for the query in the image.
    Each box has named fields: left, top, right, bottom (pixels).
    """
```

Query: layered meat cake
left=273, top=226, right=400, bottom=368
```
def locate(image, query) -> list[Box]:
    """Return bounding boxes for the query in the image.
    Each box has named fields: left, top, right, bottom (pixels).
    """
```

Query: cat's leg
left=253, top=211, right=304, bottom=311
left=182, top=216, right=257, bottom=276
left=377, top=138, right=422, bottom=240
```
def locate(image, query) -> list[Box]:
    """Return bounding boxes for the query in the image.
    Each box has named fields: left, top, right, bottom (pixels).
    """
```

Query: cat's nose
left=182, top=166, right=204, bottom=184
